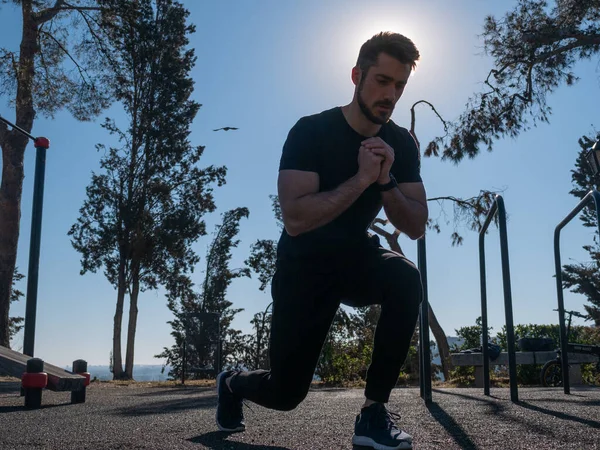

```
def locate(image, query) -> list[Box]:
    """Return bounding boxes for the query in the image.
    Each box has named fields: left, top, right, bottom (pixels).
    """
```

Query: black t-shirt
left=277, top=106, right=422, bottom=259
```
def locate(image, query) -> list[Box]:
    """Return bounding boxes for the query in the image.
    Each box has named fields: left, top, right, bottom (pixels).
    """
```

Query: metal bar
left=23, top=143, right=48, bottom=357
left=417, top=237, right=432, bottom=404
left=479, top=201, right=497, bottom=396
left=497, top=196, right=518, bottom=402
left=553, top=189, right=600, bottom=394
left=478, top=217, right=490, bottom=396
left=0, top=115, right=36, bottom=141
left=479, top=195, right=518, bottom=402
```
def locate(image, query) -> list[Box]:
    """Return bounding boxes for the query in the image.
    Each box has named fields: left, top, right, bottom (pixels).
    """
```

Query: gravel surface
left=1, top=381, right=599, bottom=449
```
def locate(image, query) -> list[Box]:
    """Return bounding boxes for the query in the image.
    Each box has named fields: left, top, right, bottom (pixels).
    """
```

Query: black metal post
left=479, top=195, right=518, bottom=402
left=497, top=196, right=518, bottom=402
left=417, top=237, right=432, bottom=404
left=554, top=189, right=600, bottom=395
left=23, top=138, right=50, bottom=357
left=181, top=340, right=186, bottom=385
left=1, top=115, right=50, bottom=359
left=478, top=203, right=494, bottom=396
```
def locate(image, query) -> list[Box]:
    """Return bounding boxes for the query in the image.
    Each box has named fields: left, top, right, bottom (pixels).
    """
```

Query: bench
left=450, top=351, right=597, bottom=387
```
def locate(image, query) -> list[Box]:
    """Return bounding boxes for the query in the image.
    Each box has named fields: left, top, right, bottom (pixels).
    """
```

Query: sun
left=342, top=19, right=425, bottom=74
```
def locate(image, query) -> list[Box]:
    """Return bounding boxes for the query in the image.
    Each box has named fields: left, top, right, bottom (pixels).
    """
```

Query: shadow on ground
left=426, top=401, right=480, bottom=450
left=112, top=393, right=217, bottom=416
left=132, top=386, right=215, bottom=397
left=189, top=431, right=291, bottom=449
left=517, top=400, right=600, bottom=429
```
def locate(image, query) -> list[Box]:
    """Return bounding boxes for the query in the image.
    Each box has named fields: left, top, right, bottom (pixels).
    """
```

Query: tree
left=423, top=0, right=600, bottom=163
left=68, top=0, right=225, bottom=379
left=0, top=0, right=112, bottom=348
left=562, top=133, right=600, bottom=325
left=156, top=207, right=250, bottom=380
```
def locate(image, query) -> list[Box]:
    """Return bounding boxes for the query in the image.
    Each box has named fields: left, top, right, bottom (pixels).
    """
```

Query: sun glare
left=343, top=18, right=425, bottom=76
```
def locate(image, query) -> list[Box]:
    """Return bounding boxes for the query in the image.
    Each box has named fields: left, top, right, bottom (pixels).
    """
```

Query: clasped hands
left=357, top=137, right=394, bottom=186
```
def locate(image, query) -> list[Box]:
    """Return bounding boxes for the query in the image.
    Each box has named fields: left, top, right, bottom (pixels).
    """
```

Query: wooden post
left=71, top=359, right=89, bottom=404
left=23, top=358, right=47, bottom=409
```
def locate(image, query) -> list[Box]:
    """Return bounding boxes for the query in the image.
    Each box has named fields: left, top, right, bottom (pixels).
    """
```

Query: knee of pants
left=270, top=385, right=309, bottom=411
left=387, top=262, right=422, bottom=311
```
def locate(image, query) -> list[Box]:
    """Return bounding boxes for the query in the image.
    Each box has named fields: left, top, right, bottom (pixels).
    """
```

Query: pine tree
left=69, top=0, right=225, bottom=379
left=562, top=133, right=600, bottom=325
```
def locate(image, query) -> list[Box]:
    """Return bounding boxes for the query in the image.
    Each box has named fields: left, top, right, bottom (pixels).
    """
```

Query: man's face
left=355, top=52, right=412, bottom=125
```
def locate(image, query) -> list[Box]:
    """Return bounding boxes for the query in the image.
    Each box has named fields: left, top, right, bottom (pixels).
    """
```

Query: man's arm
left=381, top=182, right=428, bottom=240
left=279, top=146, right=383, bottom=237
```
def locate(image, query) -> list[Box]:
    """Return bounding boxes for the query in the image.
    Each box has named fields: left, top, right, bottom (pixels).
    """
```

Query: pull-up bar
left=1, top=115, right=50, bottom=358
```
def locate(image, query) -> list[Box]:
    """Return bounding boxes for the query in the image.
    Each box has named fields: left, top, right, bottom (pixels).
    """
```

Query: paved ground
left=1, top=381, right=599, bottom=449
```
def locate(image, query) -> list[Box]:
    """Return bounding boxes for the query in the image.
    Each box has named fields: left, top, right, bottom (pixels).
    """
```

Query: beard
left=357, top=78, right=394, bottom=125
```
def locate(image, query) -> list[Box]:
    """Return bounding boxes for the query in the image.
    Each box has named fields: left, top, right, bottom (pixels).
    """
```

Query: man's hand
left=361, top=137, right=394, bottom=184
left=357, top=145, right=384, bottom=186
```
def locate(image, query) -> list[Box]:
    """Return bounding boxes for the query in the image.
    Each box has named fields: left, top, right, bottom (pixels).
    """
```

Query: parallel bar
left=417, top=237, right=432, bottom=404
left=478, top=211, right=490, bottom=396
left=479, top=195, right=518, bottom=402
left=497, top=197, right=518, bottom=402
left=553, top=189, right=600, bottom=395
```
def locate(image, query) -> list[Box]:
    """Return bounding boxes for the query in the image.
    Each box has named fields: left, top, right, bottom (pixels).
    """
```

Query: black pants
left=229, top=244, right=422, bottom=411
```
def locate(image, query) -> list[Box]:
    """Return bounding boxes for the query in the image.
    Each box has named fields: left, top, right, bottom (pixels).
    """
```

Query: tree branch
left=427, top=195, right=479, bottom=208
left=410, top=99, right=448, bottom=150
left=38, top=28, right=93, bottom=87
left=34, top=0, right=103, bottom=25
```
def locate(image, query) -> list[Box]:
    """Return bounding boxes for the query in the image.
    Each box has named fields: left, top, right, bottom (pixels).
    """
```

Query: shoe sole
left=352, top=434, right=412, bottom=450
left=216, top=371, right=245, bottom=433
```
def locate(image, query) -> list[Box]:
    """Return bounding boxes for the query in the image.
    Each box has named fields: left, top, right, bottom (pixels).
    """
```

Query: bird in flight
left=213, top=127, right=239, bottom=132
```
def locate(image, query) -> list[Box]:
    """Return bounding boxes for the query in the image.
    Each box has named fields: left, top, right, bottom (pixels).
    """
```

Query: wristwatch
left=378, top=173, right=398, bottom=192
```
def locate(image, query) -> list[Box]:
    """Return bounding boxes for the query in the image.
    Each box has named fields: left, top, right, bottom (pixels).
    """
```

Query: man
left=216, top=31, right=427, bottom=450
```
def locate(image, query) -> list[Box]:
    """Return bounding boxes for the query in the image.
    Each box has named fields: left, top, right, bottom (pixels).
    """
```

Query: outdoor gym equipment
left=0, top=116, right=89, bottom=408
left=553, top=140, right=600, bottom=394
left=540, top=309, right=600, bottom=388
left=0, top=115, right=49, bottom=358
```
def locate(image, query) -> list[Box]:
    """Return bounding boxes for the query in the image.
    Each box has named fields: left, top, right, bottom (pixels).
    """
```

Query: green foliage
left=449, top=317, right=600, bottom=386
left=69, top=0, right=225, bottom=293
left=156, top=208, right=250, bottom=380
left=0, top=0, right=112, bottom=120
left=449, top=317, right=493, bottom=383
left=562, top=133, right=600, bottom=325
left=9, top=267, right=24, bottom=341
left=426, top=0, right=600, bottom=162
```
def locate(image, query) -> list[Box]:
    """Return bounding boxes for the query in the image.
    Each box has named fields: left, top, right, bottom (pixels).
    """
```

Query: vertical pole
left=181, top=340, right=186, bottom=385
left=479, top=226, right=490, bottom=396
left=23, top=138, right=50, bottom=357
left=497, top=197, right=518, bottom=403
left=417, top=237, right=432, bottom=404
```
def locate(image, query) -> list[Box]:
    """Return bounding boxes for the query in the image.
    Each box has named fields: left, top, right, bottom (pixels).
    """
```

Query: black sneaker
left=352, top=403, right=412, bottom=450
left=216, top=370, right=245, bottom=432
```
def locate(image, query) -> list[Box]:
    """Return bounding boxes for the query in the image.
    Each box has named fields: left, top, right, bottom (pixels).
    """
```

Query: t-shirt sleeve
left=391, top=129, right=422, bottom=183
left=279, top=116, right=320, bottom=172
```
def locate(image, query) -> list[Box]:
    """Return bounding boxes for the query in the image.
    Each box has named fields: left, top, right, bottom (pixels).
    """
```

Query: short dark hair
left=356, top=32, right=420, bottom=74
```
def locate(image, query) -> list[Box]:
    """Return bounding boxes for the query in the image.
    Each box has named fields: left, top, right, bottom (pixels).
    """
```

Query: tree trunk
left=0, top=1, right=38, bottom=348
left=125, top=260, right=140, bottom=379
left=0, top=136, right=27, bottom=348
left=112, top=255, right=127, bottom=379
left=427, top=303, right=453, bottom=380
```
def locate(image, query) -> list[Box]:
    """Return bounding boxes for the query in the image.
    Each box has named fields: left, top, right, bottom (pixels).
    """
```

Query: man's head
left=352, top=32, right=420, bottom=125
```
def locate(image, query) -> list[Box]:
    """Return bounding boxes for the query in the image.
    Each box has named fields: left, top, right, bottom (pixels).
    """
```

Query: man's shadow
left=188, top=431, right=291, bottom=449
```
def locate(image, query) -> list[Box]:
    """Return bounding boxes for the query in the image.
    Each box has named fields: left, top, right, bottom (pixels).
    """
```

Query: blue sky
left=1, top=0, right=598, bottom=367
